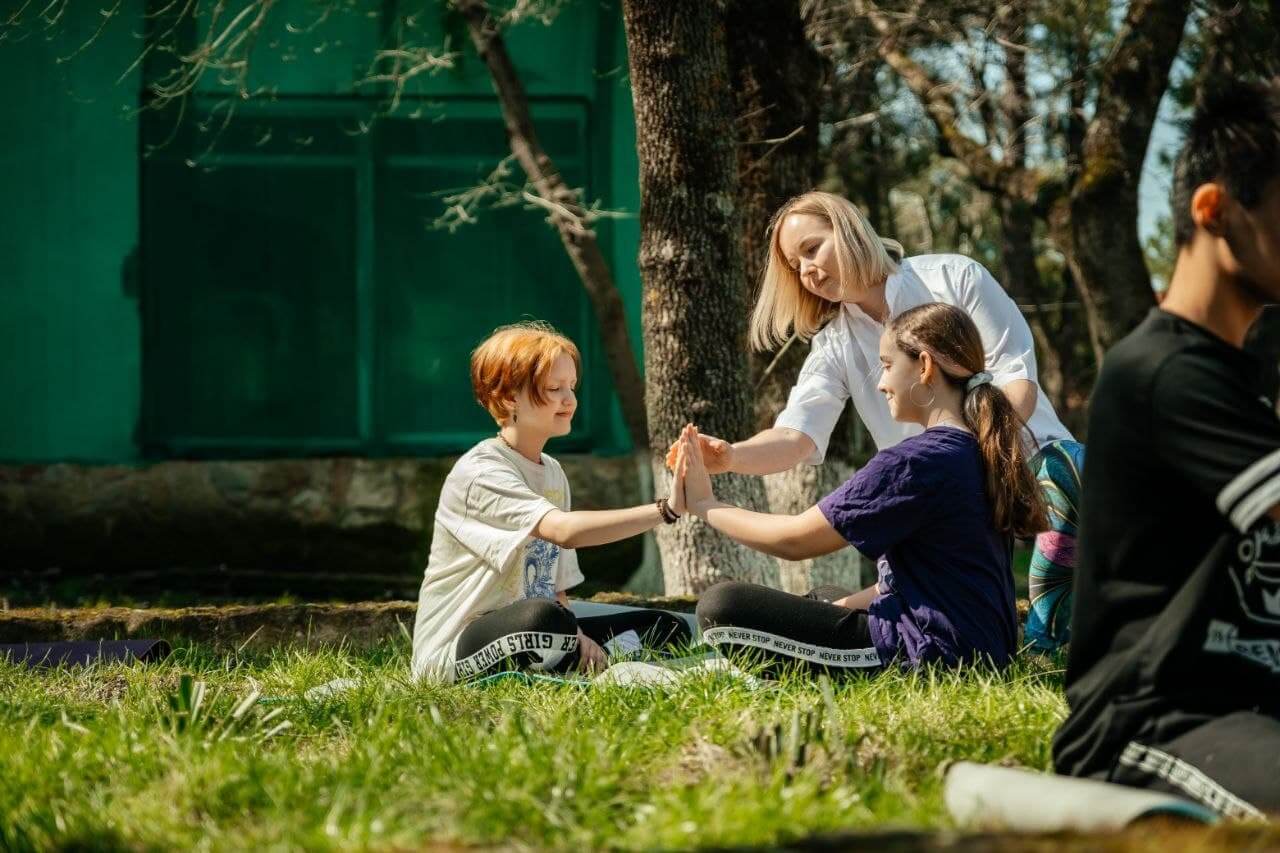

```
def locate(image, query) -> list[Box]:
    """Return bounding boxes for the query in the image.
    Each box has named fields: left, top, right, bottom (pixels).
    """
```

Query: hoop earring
left=908, top=382, right=935, bottom=407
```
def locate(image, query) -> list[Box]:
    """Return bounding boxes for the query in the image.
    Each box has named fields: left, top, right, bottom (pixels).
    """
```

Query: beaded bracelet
left=656, top=497, right=680, bottom=524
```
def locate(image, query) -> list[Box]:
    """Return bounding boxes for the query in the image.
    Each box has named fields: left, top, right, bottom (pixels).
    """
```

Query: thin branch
left=755, top=333, right=801, bottom=390
left=739, top=125, right=808, bottom=180
left=851, top=0, right=1054, bottom=206
left=361, top=42, right=460, bottom=113
left=453, top=0, right=648, bottom=447
left=3, top=0, right=36, bottom=28
left=57, top=0, right=123, bottom=63
left=739, top=125, right=805, bottom=146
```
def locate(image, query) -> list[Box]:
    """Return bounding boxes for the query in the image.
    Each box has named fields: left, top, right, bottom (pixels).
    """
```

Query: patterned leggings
left=1025, top=439, right=1086, bottom=651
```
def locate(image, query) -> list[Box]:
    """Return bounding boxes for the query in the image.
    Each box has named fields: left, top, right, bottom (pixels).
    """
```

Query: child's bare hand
left=665, top=431, right=733, bottom=474
left=576, top=630, right=609, bottom=674
left=669, top=447, right=687, bottom=517
left=679, top=424, right=717, bottom=513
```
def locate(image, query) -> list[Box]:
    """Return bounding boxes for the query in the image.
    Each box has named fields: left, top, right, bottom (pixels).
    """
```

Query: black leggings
left=454, top=598, right=692, bottom=680
left=696, top=581, right=883, bottom=675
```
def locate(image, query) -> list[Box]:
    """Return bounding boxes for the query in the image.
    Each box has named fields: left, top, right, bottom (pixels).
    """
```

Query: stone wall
left=1, top=455, right=643, bottom=601
left=0, top=593, right=697, bottom=652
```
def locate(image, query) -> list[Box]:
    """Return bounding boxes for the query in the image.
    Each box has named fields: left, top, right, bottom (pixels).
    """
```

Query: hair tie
left=965, top=371, right=993, bottom=392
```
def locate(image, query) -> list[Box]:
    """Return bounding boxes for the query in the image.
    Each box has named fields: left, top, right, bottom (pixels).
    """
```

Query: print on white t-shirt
left=523, top=538, right=560, bottom=600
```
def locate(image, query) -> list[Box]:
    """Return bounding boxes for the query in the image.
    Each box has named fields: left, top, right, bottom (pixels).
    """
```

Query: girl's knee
left=507, top=597, right=577, bottom=635
left=696, top=580, right=759, bottom=629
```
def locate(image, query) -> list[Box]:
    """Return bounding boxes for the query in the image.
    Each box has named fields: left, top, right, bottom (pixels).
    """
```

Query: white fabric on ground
left=943, top=761, right=1218, bottom=832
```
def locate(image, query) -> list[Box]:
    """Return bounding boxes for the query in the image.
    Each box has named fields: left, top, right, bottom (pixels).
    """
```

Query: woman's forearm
left=729, top=428, right=816, bottom=476
left=1001, top=379, right=1038, bottom=423
left=535, top=504, right=664, bottom=550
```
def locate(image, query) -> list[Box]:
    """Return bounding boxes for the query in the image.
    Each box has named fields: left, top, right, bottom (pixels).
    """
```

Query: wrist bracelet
left=657, top=497, right=680, bottom=524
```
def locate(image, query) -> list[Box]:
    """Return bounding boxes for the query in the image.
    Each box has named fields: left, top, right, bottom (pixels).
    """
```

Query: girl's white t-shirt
left=411, top=438, right=584, bottom=682
left=775, top=253, right=1074, bottom=461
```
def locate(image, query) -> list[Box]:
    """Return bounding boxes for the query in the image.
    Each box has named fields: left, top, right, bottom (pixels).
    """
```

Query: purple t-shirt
left=818, top=426, right=1017, bottom=669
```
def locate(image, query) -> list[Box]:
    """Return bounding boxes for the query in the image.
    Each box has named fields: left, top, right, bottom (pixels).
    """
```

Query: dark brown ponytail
left=887, top=303, right=1048, bottom=539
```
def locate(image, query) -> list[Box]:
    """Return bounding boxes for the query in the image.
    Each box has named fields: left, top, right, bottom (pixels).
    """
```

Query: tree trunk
left=997, top=196, right=1065, bottom=412
left=992, top=4, right=1066, bottom=415
left=622, top=0, right=778, bottom=594
left=1066, top=0, right=1192, bottom=353
left=454, top=0, right=648, bottom=450
left=727, top=0, right=864, bottom=593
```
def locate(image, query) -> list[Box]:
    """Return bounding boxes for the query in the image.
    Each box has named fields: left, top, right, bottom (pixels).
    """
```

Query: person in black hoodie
left=1052, top=80, right=1280, bottom=817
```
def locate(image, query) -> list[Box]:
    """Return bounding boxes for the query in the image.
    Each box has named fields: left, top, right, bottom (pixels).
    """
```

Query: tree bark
left=997, top=196, right=1064, bottom=410
left=994, top=4, right=1068, bottom=414
left=727, top=0, right=864, bottom=593
left=1066, top=0, right=1192, bottom=353
left=622, top=0, right=778, bottom=594
left=454, top=0, right=648, bottom=449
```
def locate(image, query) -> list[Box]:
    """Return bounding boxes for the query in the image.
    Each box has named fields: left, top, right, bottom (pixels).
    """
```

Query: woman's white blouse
left=775, top=253, right=1075, bottom=463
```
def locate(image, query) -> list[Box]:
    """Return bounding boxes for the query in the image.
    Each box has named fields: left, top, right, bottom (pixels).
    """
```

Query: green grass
left=0, top=640, right=1076, bottom=851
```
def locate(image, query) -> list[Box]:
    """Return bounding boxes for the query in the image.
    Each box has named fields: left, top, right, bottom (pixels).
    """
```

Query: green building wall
left=0, top=1, right=642, bottom=465
left=0, top=4, right=144, bottom=462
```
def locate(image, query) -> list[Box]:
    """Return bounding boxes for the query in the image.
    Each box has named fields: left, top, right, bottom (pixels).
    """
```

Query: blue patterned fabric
left=1025, top=439, right=1086, bottom=651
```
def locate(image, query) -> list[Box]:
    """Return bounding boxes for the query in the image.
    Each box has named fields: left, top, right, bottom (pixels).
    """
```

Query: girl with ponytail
left=888, top=303, right=1048, bottom=539
left=676, top=303, right=1047, bottom=674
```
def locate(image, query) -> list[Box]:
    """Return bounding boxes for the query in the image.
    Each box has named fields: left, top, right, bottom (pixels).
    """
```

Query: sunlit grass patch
left=1, top=643, right=1077, bottom=850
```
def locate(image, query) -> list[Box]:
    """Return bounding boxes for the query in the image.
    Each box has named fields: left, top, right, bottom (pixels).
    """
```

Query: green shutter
left=142, top=99, right=603, bottom=456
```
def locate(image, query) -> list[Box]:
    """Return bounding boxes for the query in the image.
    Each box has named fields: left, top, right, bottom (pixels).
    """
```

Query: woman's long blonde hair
left=750, top=191, right=904, bottom=352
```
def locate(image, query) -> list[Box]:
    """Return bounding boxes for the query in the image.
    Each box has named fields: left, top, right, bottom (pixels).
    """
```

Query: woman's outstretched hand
left=676, top=424, right=717, bottom=516
left=665, top=431, right=734, bottom=475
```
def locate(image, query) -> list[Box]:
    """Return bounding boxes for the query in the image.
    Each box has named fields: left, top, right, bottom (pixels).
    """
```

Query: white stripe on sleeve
left=1228, top=471, right=1280, bottom=533
left=1217, top=447, right=1280, bottom=531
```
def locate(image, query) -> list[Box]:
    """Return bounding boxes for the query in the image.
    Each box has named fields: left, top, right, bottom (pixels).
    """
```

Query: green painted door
left=141, top=98, right=608, bottom=456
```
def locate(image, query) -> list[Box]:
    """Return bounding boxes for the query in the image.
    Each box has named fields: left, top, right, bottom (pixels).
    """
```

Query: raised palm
left=674, top=424, right=716, bottom=512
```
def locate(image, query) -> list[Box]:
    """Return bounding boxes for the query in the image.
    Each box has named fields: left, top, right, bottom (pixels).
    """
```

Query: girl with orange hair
left=411, top=321, right=690, bottom=682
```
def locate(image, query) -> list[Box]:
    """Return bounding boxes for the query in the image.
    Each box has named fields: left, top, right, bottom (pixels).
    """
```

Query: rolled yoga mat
left=944, top=761, right=1219, bottom=831
left=0, top=639, right=172, bottom=669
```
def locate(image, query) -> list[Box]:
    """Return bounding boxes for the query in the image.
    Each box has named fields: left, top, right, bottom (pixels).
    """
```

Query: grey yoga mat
left=944, top=761, right=1219, bottom=832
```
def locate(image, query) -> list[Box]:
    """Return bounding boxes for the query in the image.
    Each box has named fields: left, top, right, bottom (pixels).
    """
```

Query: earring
left=908, top=382, right=935, bottom=407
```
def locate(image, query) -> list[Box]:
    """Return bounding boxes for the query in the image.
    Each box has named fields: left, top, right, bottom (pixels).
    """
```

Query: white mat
left=592, top=655, right=758, bottom=689
left=944, top=761, right=1219, bottom=831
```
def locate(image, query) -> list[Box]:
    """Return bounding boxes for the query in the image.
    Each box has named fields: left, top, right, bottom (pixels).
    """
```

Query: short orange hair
left=470, top=321, right=582, bottom=425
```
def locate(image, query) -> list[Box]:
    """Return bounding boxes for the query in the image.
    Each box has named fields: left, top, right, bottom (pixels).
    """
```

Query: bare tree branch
left=361, top=42, right=460, bottom=113
left=851, top=0, right=1046, bottom=203
left=452, top=0, right=649, bottom=449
